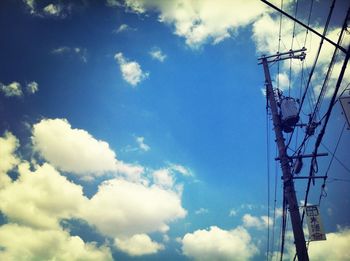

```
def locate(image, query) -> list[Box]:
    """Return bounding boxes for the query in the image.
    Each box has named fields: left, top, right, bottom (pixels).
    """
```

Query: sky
left=0, top=0, right=350, bottom=260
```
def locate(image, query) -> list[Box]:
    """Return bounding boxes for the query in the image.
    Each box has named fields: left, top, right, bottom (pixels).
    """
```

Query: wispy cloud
left=23, top=0, right=69, bottom=18
left=136, top=136, right=150, bottom=151
left=149, top=47, right=167, bottom=62
left=26, top=81, right=39, bottom=94
left=114, top=52, right=149, bottom=86
left=195, top=208, right=208, bottom=215
left=51, top=46, right=88, bottom=63
left=115, top=24, right=136, bottom=34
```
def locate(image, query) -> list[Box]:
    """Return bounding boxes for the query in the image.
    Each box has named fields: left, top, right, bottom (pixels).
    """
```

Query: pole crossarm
left=275, top=152, right=328, bottom=161
left=258, top=48, right=306, bottom=64
left=260, top=0, right=347, bottom=53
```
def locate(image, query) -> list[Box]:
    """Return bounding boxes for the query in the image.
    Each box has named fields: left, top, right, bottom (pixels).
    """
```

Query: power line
left=318, top=121, right=346, bottom=205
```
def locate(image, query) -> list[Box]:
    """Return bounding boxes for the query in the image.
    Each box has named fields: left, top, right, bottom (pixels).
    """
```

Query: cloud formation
left=52, top=46, right=88, bottom=63
left=242, top=213, right=269, bottom=230
left=26, top=81, right=39, bottom=94
left=136, top=136, right=150, bottom=151
left=123, top=0, right=267, bottom=48
left=0, top=224, right=113, bottom=261
left=115, top=52, right=149, bottom=86
left=115, top=234, right=164, bottom=256
left=0, top=82, right=23, bottom=97
left=0, top=126, right=188, bottom=258
left=149, top=47, right=167, bottom=62
left=181, top=226, right=258, bottom=260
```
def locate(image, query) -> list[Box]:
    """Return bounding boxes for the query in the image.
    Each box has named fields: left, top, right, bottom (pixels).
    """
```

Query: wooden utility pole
left=261, top=53, right=309, bottom=261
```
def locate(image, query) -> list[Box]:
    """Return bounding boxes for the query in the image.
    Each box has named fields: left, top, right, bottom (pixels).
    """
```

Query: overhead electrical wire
left=318, top=121, right=346, bottom=205
left=285, top=0, right=337, bottom=154
left=296, top=6, right=350, bottom=259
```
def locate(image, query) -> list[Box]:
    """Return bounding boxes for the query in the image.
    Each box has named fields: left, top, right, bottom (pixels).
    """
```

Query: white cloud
left=242, top=214, right=269, bottom=230
left=43, top=4, right=62, bottom=16
left=149, top=47, right=167, bottom=62
left=114, top=52, right=149, bottom=86
left=32, top=118, right=143, bottom=179
left=229, top=209, right=237, bottom=217
left=106, top=0, right=121, bottom=7
left=26, top=81, right=39, bottom=94
left=123, top=0, right=267, bottom=48
left=195, top=208, right=208, bottom=215
left=0, top=162, right=87, bottom=229
left=275, top=73, right=290, bottom=91
left=0, top=82, right=23, bottom=97
left=0, top=224, right=113, bottom=261
left=32, top=118, right=118, bottom=176
left=81, top=178, right=186, bottom=237
left=0, top=130, right=188, bottom=258
left=280, top=228, right=350, bottom=261
left=52, top=46, right=71, bottom=54
left=168, top=163, right=192, bottom=177
left=23, top=0, right=36, bottom=14
left=52, top=46, right=88, bottom=62
left=152, top=169, right=174, bottom=188
left=136, top=136, right=150, bottom=151
left=307, top=228, right=350, bottom=261
left=181, top=226, right=258, bottom=261
left=0, top=132, right=19, bottom=188
left=115, top=24, right=131, bottom=33
left=115, top=234, right=164, bottom=256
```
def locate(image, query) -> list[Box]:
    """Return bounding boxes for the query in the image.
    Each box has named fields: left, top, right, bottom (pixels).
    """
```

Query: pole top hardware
left=258, top=48, right=307, bottom=64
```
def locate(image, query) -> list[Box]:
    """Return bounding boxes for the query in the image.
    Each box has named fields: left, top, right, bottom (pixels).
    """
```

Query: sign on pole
left=305, top=205, right=326, bottom=241
left=340, top=96, right=350, bottom=129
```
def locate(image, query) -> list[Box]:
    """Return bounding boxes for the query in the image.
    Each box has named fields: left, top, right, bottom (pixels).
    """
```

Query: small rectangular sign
left=340, top=97, right=350, bottom=128
left=305, top=205, right=326, bottom=241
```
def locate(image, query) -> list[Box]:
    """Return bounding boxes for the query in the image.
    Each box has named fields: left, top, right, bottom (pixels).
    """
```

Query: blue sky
left=0, top=0, right=349, bottom=260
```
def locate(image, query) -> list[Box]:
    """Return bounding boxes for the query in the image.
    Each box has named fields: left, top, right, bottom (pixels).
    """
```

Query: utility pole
left=260, top=50, right=309, bottom=261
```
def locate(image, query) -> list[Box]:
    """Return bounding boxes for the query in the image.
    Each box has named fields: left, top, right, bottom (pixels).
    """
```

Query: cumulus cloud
left=123, top=0, right=267, bottom=48
left=43, top=4, right=62, bottom=16
left=0, top=81, right=23, bottom=97
left=152, top=169, right=174, bottom=188
left=32, top=119, right=118, bottom=176
left=0, top=224, right=113, bottom=261
left=81, top=178, right=186, bottom=237
left=149, top=47, right=167, bottom=62
left=308, top=228, right=350, bottom=260
left=0, top=132, right=20, bottom=187
left=31, top=118, right=144, bottom=180
left=181, top=226, right=258, bottom=261
left=242, top=214, right=269, bottom=230
left=0, top=162, right=87, bottom=229
left=0, top=130, right=188, bottom=258
left=26, top=81, right=39, bottom=94
left=114, top=52, right=149, bottom=86
left=136, top=136, right=150, bottom=151
left=115, top=234, right=164, bottom=256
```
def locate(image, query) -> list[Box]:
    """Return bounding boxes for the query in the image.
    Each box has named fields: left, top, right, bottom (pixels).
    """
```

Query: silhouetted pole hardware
left=259, top=49, right=309, bottom=261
